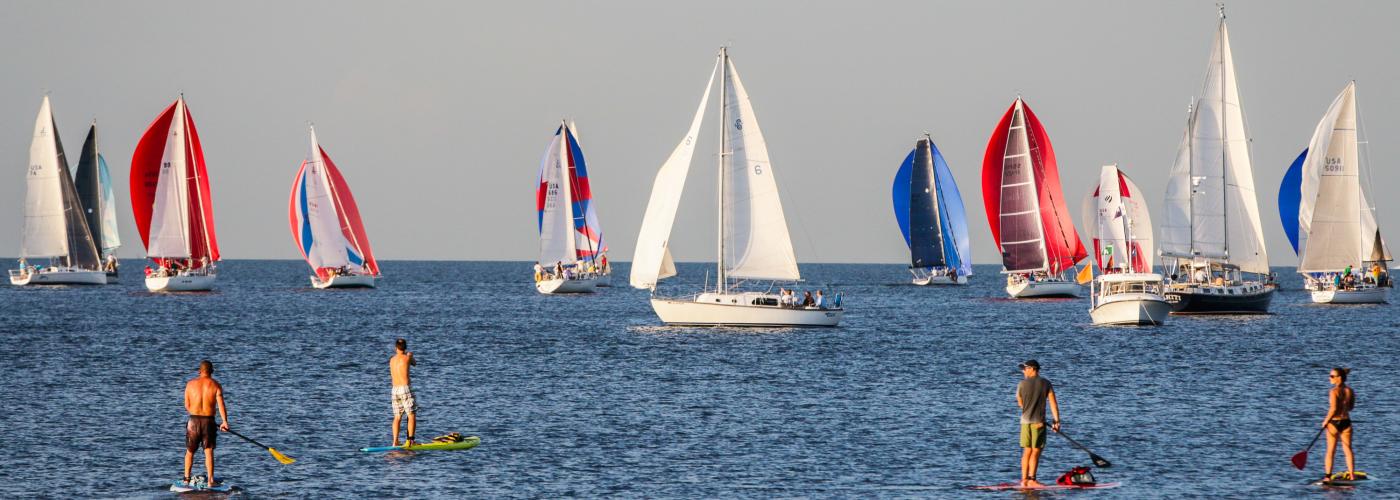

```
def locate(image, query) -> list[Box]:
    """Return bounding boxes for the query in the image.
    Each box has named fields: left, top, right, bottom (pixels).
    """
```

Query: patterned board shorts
left=392, top=386, right=418, bottom=416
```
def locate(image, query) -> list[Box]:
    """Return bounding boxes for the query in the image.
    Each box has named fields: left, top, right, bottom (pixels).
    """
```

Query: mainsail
left=982, top=98, right=1085, bottom=274
left=893, top=136, right=972, bottom=275
left=20, top=96, right=101, bottom=269
left=630, top=59, right=718, bottom=289
left=1081, top=166, right=1154, bottom=273
left=130, top=97, right=220, bottom=267
left=1160, top=15, right=1269, bottom=274
left=722, top=56, right=800, bottom=281
left=289, top=126, right=379, bottom=277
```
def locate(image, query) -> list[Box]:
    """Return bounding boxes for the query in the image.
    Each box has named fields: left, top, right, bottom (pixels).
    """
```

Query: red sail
left=981, top=98, right=1086, bottom=274
left=321, top=147, right=379, bottom=276
left=129, top=98, right=219, bottom=267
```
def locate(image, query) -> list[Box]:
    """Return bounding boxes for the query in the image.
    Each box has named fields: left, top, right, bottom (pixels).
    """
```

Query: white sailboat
left=1159, top=7, right=1274, bottom=314
left=290, top=125, right=381, bottom=289
left=1082, top=165, right=1170, bottom=326
left=630, top=47, right=842, bottom=327
left=9, top=96, right=106, bottom=286
left=1281, top=82, right=1391, bottom=304
left=535, top=120, right=601, bottom=294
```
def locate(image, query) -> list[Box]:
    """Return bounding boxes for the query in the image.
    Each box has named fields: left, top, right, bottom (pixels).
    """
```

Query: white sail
left=722, top=57, right=800, bottom=281
left=630, top=59, right=718, bottom=289
left=1082, top=165, right=1154, bottom=273
left=538, top=132, right=576, bottom=267
left=303, top=127, right=352, bottom=269
left=1161, top=17, right=1268, bottom=274
left=98, top=154, right=122, bottom=251
left=1298, top=83, right=1361, bottom=272
left=20, top=96, right=70, bottom=258
left=147, top=99, right=192, bottom=258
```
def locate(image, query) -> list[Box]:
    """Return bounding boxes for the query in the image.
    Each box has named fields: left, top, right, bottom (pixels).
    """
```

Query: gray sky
left=2, top=1, right=1397, bottom=265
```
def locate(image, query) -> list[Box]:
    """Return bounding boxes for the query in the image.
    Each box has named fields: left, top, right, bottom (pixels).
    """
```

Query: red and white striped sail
left=981, top=97, right=1086, bottom=274
left=130, top=96, right=219, bottom=267
left=288, top=126, right=379, bottom=279
left=1081, top=165, right=1154, bottom=273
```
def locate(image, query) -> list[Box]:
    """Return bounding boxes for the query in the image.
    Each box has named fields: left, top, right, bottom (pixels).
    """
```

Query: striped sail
left=1081, top=165, right=1154, bottom=273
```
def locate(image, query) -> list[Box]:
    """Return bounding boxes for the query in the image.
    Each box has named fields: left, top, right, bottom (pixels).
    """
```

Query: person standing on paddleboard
left=390, top=338, right=418, bottom=447
left=1016, top=360, right=1060, bottom=488
left=1322, top=367, right=1356, bottom=481
left=183, top=360, right=230, bottom=485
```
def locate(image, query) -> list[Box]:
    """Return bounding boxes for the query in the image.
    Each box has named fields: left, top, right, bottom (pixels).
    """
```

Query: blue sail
left=931, top=142, right=973, bottom=276
left=892, top=150, right=914, bottom=247
left=1278, top=148, right=1306, bottom=255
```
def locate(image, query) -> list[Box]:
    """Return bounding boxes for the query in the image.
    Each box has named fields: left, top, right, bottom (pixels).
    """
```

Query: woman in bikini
left=1321, top=367, right=1356, bottom=481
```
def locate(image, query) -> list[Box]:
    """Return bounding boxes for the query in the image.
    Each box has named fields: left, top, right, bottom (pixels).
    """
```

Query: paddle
left=225, top=429, right=295, bottom=464
left=1292, top=426, right=1326, bottom=470
left=1054, top=429, right=1112, bottom=468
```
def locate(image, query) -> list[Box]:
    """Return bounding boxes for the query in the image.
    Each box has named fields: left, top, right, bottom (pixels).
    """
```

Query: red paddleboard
left=968, top=482, right=1122, bottom=491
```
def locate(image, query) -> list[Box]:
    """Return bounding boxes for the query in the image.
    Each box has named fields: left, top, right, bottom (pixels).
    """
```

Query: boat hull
left=651, top=295, right=842, bottom=327
left=9, top=268, right=108, bottom=286
left=1091, top=294, right=1172, bottom=326
left=146, top=273, right=217, bottom=292
left=1164, top=283, right=1273, bottom=314
left=313, top=273, right=377, bottom=289
left=594, top=274, right=612, bottom=287
left=1007, top=279, right=1081, bottom=298
left=1312, top=287, right=1389, bottom=304
left=104, top=270, right=119, bottom=283
left=537, top=276, right=598, bottom=294
left=913, top=274, right=968, bottom=286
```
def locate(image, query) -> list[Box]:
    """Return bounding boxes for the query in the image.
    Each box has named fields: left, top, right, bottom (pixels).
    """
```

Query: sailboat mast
left=717, top=47, right=728, bottom=294
left=1218, top=9, right=1230, bottom=263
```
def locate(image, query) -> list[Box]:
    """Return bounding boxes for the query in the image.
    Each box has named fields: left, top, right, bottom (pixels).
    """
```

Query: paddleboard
left=170, top=477, right=238, bottom=493
left=1310, top=471, right=1372, bottom=487
left=968, top=482, right=1121, bottom=491
left=361, top=435, right=480, bottom=453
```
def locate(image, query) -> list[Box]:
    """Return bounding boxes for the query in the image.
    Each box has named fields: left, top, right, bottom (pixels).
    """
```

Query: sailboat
left=982, top=97, right=1087, bottom=298
left=289, top=125, right=381, bottom=289
left=8, top=96, right=106, bottom=286
left=892, top=134, right=972, bottom=285
left=630, top=47, right=843, bottom=327
left=72, top=121, right=122, bottom=281
left=130, top=96, right=221, bottom=292
left=535, top=120, right=607, bottom=294
left=1082, top=165, right=1171, bottom=325
left=1278, top=82, right=1390, bottom=304
left=1159, top=8, right=1274, bottom=314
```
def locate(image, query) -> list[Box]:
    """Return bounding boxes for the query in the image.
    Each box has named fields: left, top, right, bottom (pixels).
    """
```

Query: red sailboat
left=289, top=125, right=380, bottom=288
left=130, top=96, right=220, bottom=291
left=981, top=97, right=1086, bottom=298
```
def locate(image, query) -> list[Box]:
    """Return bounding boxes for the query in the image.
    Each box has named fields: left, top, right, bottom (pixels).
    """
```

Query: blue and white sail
left=892, top=135, right=972, bottom=278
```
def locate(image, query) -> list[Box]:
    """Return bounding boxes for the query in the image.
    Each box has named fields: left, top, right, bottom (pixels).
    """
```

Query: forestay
left=722, top=58, right=800, bottom=281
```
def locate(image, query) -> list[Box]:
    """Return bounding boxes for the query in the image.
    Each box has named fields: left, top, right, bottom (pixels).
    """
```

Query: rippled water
left=0, top=261, right=1395, bottom=498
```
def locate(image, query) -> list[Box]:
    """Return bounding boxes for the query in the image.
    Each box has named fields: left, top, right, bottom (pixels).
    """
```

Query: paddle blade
left=1090, top=453, right=1112, bottom=468
left=1291, top=450, right=1308, bottom=470
left=268, top=447, right=296, bottom=465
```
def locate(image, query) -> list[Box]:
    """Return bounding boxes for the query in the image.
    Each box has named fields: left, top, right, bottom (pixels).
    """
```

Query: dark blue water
left=0, top=261, right=1395, bottom=498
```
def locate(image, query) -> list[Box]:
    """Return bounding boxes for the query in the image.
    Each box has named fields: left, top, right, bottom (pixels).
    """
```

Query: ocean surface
left=0, top=260, right=1395, bottom=498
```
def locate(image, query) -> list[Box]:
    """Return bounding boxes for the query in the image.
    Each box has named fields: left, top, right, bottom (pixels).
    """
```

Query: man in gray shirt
left=1015, top=359, right=1060, bottom=488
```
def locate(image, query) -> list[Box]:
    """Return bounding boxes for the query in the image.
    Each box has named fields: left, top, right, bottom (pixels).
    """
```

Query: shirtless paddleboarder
left=183, top=360, right=229, bottom=484
left=390, top=338, right=418, bottom=447
left=1016, top=359, right=1060, bottom=488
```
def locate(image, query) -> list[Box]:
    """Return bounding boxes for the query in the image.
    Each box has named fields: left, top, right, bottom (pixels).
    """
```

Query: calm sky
left=2, top=1, right=1396, bottom=265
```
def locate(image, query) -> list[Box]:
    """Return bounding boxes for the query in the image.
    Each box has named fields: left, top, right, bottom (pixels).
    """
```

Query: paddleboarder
left=390, top=338, right=418, bottom=447
left=1322, top=367, right=1356, bottom=481
left=183, top=360, right=230, bottom=485
left=1016, top=359, right=1060, bottom=488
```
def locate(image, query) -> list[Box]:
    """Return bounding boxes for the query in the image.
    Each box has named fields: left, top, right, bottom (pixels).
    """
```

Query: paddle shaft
left=225, top=429, right=272, bottom=450
left=1055, top=429, right=1112, bottom=467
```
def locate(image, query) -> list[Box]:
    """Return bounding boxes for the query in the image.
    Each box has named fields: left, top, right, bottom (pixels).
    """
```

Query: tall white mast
left=717, top=46, right=729, bottom=294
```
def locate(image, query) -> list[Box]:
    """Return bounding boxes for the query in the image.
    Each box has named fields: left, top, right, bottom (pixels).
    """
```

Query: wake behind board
left=968, top=482, right=1121, bottom=491
left=170, top=477, right=238, bottom=493
left=361, top=435, right=480, bottom=453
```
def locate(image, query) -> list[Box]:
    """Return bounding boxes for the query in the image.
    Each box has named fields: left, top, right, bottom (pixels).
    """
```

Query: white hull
left=1312, top=287, right=1389, bottom=304
left=651, top=293, right=842, bottom=327
left=913, top=274, right=968, bottom=286
left=146, top=273, right=217, bottom=292
left=1007, top=279, right=1081, bottom=298
left=313, top=273, right=377, bottom=289
left=595, top=274, right=612, bottom=287
left=9, top=268, right=107, bottom=286
left=537, top=276, right=598, bottom=294
left=1091, top=293, right=1172, bottom=325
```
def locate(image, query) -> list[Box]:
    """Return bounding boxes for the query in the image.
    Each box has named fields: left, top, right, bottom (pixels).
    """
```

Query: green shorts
left=1020, top=423, right=1046, bottom=449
